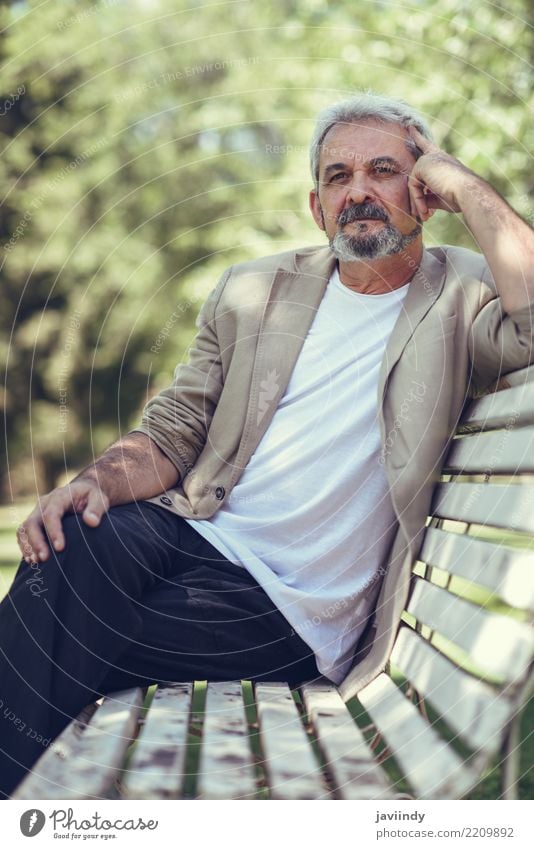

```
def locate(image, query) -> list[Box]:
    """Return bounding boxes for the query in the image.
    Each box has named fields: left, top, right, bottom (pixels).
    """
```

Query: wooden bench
left=13, top=366, right=534, bottom=800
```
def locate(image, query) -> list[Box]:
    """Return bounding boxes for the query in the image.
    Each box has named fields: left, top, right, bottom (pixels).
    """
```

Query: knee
left=43, top=511, right=118, bottom=575
left=21, top=514, right=121, bottom=605
left=52, top=511, right=109, bottom=549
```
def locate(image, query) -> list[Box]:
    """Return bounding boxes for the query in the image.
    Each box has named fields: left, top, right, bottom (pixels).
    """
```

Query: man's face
left=309, top=119, right=422, bottom=261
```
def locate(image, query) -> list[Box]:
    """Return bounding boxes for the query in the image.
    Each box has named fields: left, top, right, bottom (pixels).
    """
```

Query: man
left=1, top=94, right=533, bottom=797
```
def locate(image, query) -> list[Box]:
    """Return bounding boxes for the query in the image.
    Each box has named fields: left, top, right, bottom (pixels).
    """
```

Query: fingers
left=406, top=127, right=433, bottom=223
left=16, top=521, right=40, bottom=565
left=17, top=503, right=53, bottom=564
left=407, top=176, right=419, bottom=221
left=27, top=494, right=70, bottom=561
left=408, top=173, right=430, bottom=222
left=16, top=483, right=110, bottom=564
left=82, top=488, right=109, bottom=527
left=41, top=490, right=76, bottom=555
left=407, top=125, right=438, bottom=155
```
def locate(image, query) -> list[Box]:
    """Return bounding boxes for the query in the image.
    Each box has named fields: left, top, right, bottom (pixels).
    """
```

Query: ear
left=309, top=189, right=325, bottom=231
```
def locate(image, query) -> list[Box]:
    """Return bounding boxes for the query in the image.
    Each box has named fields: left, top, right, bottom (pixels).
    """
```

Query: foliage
left=0, top=0, right=532, bottom=496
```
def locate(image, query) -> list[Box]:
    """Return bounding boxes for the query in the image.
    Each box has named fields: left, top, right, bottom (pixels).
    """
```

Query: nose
left=345, top=171, right=376, bottom=206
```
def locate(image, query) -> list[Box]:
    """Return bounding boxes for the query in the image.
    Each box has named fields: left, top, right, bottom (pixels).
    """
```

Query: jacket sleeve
left=468, top=266, right=534, bottom=393
left=128, top=266, right=231, bottom=480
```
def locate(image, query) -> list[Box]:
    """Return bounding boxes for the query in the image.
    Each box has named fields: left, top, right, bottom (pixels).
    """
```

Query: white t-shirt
left=186, top=267, right=409, bottom=682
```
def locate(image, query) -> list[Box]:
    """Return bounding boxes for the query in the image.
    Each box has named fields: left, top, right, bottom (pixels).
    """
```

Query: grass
left=0, top=504, right=532, bottom=799
left=0, top=501, right=33, bottom=595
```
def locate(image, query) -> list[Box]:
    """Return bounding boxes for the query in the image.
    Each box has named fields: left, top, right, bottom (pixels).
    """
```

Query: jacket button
left=215, top=486, right=225, bottom=500
left=160, top=496, right=172, bottom=506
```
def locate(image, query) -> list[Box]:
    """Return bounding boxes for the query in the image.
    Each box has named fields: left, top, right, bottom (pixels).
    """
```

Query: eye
left=329, top=172, right=348, bottom=182
left=373, top=164, right=396, bottom=175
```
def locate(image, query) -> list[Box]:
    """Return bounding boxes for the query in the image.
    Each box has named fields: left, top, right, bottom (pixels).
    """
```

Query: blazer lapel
left=233, top=246, right=335, bottom=474
left=377, top=248, right=446, bottom=401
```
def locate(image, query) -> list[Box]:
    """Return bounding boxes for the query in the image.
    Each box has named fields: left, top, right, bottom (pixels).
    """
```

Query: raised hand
left=406, top=126, right=477, bottom=221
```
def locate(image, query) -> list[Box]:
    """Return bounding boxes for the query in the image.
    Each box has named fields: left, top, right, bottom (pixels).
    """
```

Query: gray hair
left=310, top=93, right=433, bottom=189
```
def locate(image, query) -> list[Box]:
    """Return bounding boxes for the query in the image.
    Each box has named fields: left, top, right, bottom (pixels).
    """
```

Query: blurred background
left=0, top=0, right=532, bottom=798
left=0, top=0, right=532, bottom=503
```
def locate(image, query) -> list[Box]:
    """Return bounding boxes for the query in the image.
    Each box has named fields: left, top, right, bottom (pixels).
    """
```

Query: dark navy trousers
left=0, top=501, right=319, bottom=797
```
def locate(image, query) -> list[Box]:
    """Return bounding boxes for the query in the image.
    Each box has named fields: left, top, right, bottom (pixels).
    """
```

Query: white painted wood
left=357, top=674, right=477, bottom=799
left=255, top=682, right=328, bottom=799
left=460, top=383, right=534, bottom=433
left=501, top=365, right=534, bottom=387
left=122, top=683, right=192, bottom=799
left=406, top=578, right=534, bottom=682
left=391, top=626, right=514, bottom=751
left=13, top=704, right=97, bottom=799
left=432, top=482, right=534, bottom=533
left=301, top=682, right=392, bottom=799
left=196, top=681, right=256, bottom=799
left=14, top=689, right=143, bottom=799
left=419, top=527, right=534, bottom=611
left=444, top=427, right=534, bottom=474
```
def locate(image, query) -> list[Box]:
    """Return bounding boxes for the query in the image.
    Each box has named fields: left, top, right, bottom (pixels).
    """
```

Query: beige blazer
left=132, top=244, right=534, bottom=700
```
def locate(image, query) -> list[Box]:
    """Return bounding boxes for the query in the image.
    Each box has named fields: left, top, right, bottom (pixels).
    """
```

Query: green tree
left=1, top=0, right=532, bottom=498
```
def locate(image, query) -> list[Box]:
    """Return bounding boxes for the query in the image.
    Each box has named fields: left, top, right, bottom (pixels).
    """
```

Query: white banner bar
left=2, top=799, right=532, bottom=848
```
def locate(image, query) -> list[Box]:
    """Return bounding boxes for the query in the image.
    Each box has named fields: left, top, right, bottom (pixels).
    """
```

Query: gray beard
left=330, top=222, right=421, bottom=261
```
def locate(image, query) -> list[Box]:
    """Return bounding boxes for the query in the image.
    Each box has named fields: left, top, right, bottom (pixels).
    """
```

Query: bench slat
left=460, top=383, right=534, bottom=433
left=122, top=683, right=192, bottom=799
left=432, top=482, right=534, bottom=533
left=13, top=704, right=97, bottom=799
left=255, top=682, right=328, bottom=799
left=301, top=682, right=393, bottom=799
left=501, top=365, right=534, bottom=387
left=15, top=689, right=143, bottom=799
left=444, top=427, right=534, bottom=474
left=391, top=626, right=514, bottom=752
left=419, top=527, right=534, bottom=611
left=196, top=681, right=256, bottom=799
left=406, top=577, right=533, bottom=683
left=357, top=674, right=476, bottom=799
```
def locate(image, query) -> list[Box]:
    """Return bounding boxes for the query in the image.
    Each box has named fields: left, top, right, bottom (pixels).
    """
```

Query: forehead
left=319, top=119, right=414, bottom=170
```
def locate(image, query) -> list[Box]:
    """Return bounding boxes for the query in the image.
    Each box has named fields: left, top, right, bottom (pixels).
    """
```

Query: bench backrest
left=356, top=365, right=534, bottom=799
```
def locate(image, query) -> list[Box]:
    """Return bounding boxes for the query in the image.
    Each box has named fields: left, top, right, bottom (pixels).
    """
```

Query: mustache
left=336, top=203, right=389, bottom=226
